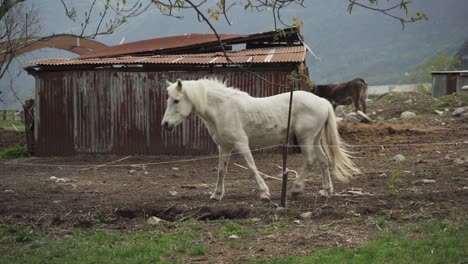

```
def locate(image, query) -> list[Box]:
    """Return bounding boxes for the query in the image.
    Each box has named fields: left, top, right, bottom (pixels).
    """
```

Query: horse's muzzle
left=161, top=121, right=174, bottom=130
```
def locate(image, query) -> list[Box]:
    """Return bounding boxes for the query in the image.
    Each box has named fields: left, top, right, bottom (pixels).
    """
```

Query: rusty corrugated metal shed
left=28, top=46, right=306, bottom=66
left=26, top=27, right=308, bottom=156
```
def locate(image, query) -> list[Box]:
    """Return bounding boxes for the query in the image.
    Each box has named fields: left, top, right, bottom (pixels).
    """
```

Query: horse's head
left=161, top=79, right=193, bottom=130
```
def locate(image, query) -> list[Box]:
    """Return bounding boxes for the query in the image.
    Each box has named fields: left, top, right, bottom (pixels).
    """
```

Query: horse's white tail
left=321, top=104, right=361, bottom=181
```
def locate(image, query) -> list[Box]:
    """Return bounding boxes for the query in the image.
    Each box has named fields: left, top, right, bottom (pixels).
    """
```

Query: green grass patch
left=217, top=220, right=253, bottom=237
left=248, top=220, right=468, bottom=264
left=0, top=226, right=210, bottom=263
left=0, top=120, right=25, bottom=132
left=387, top=170, right=402, bottom=194
left=0, top=145, right=30, bottom=159
left=432, top=92, right=468, bottom=111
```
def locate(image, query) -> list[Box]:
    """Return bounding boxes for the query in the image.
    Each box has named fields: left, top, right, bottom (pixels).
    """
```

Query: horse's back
left=231, top=91, right=330, bottom=147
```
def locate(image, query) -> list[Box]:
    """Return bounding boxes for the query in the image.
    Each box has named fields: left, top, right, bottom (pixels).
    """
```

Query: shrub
left=0, top=145, right=30, bottom=159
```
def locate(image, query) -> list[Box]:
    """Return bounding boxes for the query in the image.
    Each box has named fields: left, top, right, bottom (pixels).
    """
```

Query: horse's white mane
left=175, top=78, right=246, bottom=115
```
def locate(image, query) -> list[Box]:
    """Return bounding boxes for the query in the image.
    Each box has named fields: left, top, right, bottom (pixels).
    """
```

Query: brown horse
left=311, top=78, right=368, bottom=113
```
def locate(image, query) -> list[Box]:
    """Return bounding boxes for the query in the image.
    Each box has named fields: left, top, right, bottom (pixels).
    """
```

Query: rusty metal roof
left=28, top=46, right=306, bottom=66
left=77, top=27, right=300, bottom=59
left=78, top=34, right=244, bottom=59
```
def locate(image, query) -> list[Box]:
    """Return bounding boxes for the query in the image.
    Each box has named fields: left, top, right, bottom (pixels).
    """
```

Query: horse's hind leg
left=315, top=138, right=334, bottom=198
left=361, top=95, right=367, bottom=113
left=211, top=146, right=232, bottom=201
left=353, top=93, right=360, bottom=112
left=235, top=143, right=270, bottom=200
left=291, top=143, right=316, bottom=197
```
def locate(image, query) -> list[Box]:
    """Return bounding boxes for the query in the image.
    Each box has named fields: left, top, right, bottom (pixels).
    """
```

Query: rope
left=290, top=141, right=468, bottom=148
left=4, top=144, right=282, bottom=168
left=3, top=141, right=467, bottom=168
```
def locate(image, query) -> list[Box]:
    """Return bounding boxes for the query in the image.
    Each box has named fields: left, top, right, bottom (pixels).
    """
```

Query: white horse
left=161, top=79, right=360, bottom=201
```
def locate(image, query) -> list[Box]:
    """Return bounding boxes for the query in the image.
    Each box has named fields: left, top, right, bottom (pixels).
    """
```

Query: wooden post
left=24, top=99, right=35, bottom=154
left=280, top=75, right=296, bottom=208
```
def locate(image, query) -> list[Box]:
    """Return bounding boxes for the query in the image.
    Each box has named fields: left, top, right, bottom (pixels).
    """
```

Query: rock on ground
left=400, top=111, right=416, bottom=119
left=299, top=212, right=312, bottom=220
left=453, top=107, right=468, bottom=117
left=147, top=216, right=163, bottom=225
left=392, top=154, right=406, bottom=162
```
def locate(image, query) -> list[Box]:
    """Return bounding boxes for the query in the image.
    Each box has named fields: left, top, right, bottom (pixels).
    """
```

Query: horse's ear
left=176, top=79, right=182, bottom=91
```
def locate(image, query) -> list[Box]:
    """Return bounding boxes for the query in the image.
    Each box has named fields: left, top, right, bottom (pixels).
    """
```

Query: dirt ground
left=1, top=92, right=468, bottom=262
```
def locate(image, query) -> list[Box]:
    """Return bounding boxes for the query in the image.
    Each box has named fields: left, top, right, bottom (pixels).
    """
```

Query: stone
left=356, top=111, right=373, bottom=123
left=144, top=171, right=149, bottom=175
left=171, top=167, right=180, bottom=171
left=147, top=216, right=163, bottom=225
left=293, top=219, right=301, bottom=224
left=343, top=112, right=361, bottom=123
left=228, top=235, right=239, bottom=240
left=412, top=179, right=436, bottom=184
left=48, top=176, right=57, bottom=182
left=404, top=99, right=414, bottom=104
left=276, top=206, right=286, bottom=213
left=376, top=116, right=385, bottom=121
left=169, top=191, right=178, bottom=196
left=56, top=177, right=71, bottom=183
left=453, top=158, right=466, bottom=165
left=129, top=169, right=137, bottom=174
left=251, top=218, right=261, bottom=223
left=400, top=111, right=416, bottom=119
left=434, top=110, right=444, bottom=116
left=4, top=189, right=14, bottom=193
left=392, top=154, right=406, bottom=162
left=378, top=173, right=388, bottom=178
left=342, top=111, right=373, bottom=123
left=452, top=107, right=468, bottom=117
left=299, top=212, right=312, bottom=220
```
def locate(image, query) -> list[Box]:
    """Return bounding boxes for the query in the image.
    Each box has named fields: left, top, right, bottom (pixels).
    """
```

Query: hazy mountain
left=1, top=0, right=467, bottom=109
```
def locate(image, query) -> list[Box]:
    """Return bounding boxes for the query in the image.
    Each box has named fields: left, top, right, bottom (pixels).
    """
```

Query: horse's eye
left=174, top=99, right=180, bottom=104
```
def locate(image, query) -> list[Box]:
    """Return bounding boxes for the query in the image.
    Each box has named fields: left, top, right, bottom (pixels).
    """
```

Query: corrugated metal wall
left=34, top=68, right=297, bottom=156
left=432, top=74, right=447, bottom=98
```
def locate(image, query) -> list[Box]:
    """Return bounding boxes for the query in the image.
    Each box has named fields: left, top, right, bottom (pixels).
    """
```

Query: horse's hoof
left=291, top=190, right=303, bottom=197
left=319, top=189, right=333, bottom=198
left=210, top=193, right=223, bottom=201
left=259, top=192, right=271, bottom=202
left=291, top=182, right=304, bottom=196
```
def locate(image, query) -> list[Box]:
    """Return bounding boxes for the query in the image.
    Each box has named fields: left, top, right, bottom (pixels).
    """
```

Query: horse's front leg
left=210, top=146, right=232, bottom=201
left=236, top=143, right=271, bottom=201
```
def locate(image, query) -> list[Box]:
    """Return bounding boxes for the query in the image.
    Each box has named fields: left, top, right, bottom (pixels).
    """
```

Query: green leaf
left=347, top=3, right=354, bottom=14
left=400, top=3, right=408, bottom=15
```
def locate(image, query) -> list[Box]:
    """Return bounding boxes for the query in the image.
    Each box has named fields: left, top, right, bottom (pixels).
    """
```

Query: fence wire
left=3, top=141, right=467, bottom=169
